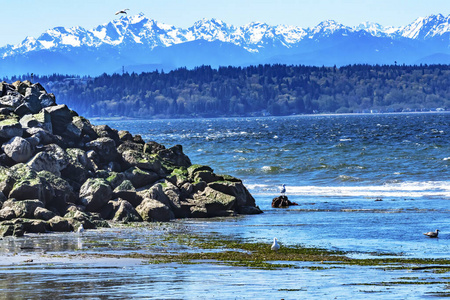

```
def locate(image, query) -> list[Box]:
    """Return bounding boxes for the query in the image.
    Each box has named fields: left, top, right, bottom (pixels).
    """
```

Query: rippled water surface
left=1, top=113, right=449, bottom=299
left=101, top=113, right=450, bottom=256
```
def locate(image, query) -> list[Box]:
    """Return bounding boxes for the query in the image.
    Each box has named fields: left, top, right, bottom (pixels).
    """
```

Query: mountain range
left=2, top=13, right=450, bottom=76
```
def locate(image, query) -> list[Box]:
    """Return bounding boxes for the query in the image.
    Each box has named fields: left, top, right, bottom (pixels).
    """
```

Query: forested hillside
left=6, top=64, right=450, bottom=118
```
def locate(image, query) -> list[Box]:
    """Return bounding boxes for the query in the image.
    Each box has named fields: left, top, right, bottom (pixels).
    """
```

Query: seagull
left=423, top=229, right=439, bottom=238
left=271, top=237, right=280, bottom=251
left=77, top=224, right=85, bottom=234
left=280, top=184, right=286, bottom=196
left=115, top=9, right=129, bottom=15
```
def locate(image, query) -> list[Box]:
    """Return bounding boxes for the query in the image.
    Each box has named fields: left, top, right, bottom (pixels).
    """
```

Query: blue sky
left=2, top=0, right=450, bottom=47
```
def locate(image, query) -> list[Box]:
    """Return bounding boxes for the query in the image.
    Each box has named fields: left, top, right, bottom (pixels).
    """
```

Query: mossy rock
left=187, top=164, right=213, bottom=178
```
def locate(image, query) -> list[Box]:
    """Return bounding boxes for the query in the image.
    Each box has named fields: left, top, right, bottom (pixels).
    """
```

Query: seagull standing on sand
left=77, top=224, right=85, bottom=234
left=423, top=229, right=439, bottom=238
left=115, top=9, right=129, bottom=15
left=271, top=237, right=280, bottom=251
left=280, top=184, right=286, bottom=196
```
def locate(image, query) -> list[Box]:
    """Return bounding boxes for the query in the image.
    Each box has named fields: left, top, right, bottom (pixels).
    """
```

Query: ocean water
left=101, top=113, right=450, bottom=258
left=1, top=113, right=449, bottom=299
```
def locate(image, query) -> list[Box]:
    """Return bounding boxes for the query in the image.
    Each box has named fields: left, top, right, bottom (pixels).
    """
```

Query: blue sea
left=1, top=112, right=449, bottom=299
left=102, top=113, right=450, bottom=258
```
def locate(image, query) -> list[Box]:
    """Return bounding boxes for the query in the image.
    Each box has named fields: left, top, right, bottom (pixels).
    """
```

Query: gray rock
left=38, top=93, right=56, bottom=108
left=26, top=127, right=55, bottom=145
left=118, top=130, right=133, bottom=141
left=143, top=141, right=165, bottom=154
left=47, top=216, right=72, bottom=232
left=27, top=144, right=69, bottom=176
left=7, top=164, right=54, bottom=204
left=158, top=144, right=191, bottom=168
left=109, top=199, right=142, bottom=222
left=19, top=111, right=52, bottom=131
left=0, top=207, right=16, bottom=221
left=2, top=199, right=45, bottom=218
left=0, top=118, right=23, bottom=140
left=117, top=141, right=144, bottom=154
left=208, top=181, right=258, bottom=210
left=22, top=219, right=47, bottom=233
left=79, top=178, right=112, bottom=212
left=38, top=170, right=77, bottom=213
left=105, top=172, right=127, bottom=189
left=194, top=187, right=236, bottom=217
left=121, top=149, right=163, bottom=173
left=44, top=104, right=73, bottom=135
left=2, top=136, right=33, bottom=163
left=0, top=222, right=24, bottom=237
left=72, top=116, right=97, bottom=140
left=34, top=206, right=57, bottom=221
left=124, top=167, right=160, bottom=189
left=112, top=180, right=139, bottom=206
left=63, top=207, right=97, bottom=230
left=85, top=137, right=118, bottom=163
left=93, top=125, right=120, bottom=145
left=136, top=198, right=174, bottom=222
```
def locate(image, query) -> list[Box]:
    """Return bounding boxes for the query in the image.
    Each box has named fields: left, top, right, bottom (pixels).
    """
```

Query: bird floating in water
left=77, top=224, right=85, bottom=234
left=115, top=9, right=129, bottom=15
left=423, top=229, right=439, bottom=238
left=280, top=184, right=286, bottom=196
left=271, top=237, right=280, bottom=251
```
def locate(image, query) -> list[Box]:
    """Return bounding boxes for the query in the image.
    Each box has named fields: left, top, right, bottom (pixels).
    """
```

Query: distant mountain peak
left=2, top=13, right=450, bottom=76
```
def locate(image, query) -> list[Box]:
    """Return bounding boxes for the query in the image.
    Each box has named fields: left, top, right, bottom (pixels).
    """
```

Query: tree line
left=5, top=64, right=450, bottom=118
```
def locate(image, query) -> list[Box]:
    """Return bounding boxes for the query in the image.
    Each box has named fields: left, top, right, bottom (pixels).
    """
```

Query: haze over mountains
left=2, top=13, right=450, bottom=76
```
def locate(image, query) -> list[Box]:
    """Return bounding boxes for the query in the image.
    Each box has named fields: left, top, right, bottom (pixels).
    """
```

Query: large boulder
left=158, top=145, right=191, bottom=168
left=108, top=199, right=142, bottom=222
left=27, top=144, right=69, bottom=176
left=7, top=164, right=54, bottom=204
left=208, top=181, right=262, bottom=214
left=2, top=199, right=45, bottom=218
left=44, top=104, right=74, bottom=136
left=194, top=187, right=237, bottom=217
left=19, top=111, right=52, bottom=131
left=143, top=141, right=165, bottom=154
left=71, top=116, right=98, bottom=140
left=85, top=137, right=118, bottom=164
left=38, top=171, right=77, bottom=213
left=0, top=221, right=24, bottom=237
left=121, top=150, right=163, bottom=173
left=0, top=207, right=16, bottom=221
left=0, top=118, right=23, bottom=140
left=112, top=180, right=139, bottom=206
left=34, top=207, right=57, bottom=221
left=136, top=198, right=174, bottom=222
left=117, top=141, right=143, bottom=154
left=124, top=166, right=160, bottom=188
left=25, top=127, right=55, bottom=145
left=1, top=136, right=33, bottom=163
left=46, top=216, right=72, bottom=232
left=79, top=178, right=112, bottom=212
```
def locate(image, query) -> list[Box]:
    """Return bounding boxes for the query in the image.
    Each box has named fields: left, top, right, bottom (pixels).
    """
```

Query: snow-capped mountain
left=2, top=13, right=450, bottom=76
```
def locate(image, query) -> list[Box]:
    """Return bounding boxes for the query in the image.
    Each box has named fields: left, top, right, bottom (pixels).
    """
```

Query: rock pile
left=0, top=81, right=262, bottom=237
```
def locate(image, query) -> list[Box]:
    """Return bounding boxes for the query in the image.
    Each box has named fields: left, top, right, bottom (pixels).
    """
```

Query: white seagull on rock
left=271, top=237, right=280, bottom=251
left=77, top=224, right=85, bottom=234
left=280, top=184, right=286, bottom=196
left=423, top=229, right=439, bottom=238
left=115, top=9, right=129, bottom=15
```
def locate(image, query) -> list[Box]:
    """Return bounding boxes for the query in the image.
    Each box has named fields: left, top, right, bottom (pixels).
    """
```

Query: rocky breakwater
left=0, top=81, right=262, bottom=237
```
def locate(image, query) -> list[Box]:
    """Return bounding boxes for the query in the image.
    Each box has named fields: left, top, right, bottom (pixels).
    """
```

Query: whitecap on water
left=261, top=166, right=280, bottom=173
left=247, top=181, right=450, bottom=198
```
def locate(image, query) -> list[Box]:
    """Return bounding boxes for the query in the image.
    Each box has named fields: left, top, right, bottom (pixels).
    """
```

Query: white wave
left=246, top=181, right=450, bottom=198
